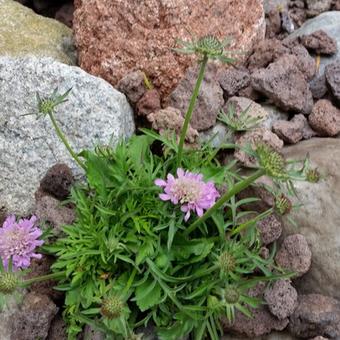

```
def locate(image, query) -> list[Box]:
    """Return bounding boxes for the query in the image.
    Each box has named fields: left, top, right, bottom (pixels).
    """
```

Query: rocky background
left=0, top=0, right=340, bottom=339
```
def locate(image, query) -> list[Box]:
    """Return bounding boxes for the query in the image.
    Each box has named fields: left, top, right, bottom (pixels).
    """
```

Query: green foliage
left=46, top=133, right=288, bottom=340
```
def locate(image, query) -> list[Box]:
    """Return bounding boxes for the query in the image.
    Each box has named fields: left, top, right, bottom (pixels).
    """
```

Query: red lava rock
left=24, top=255, right=64, bottom=304
left=217, top=68, right=250, bottom=99
left=257, top=214, right=282, bottom=245
left=248, top=281, right=267, bottom=298
left=147, top=107, right=198, bottom=144
left=251, top=54, right=314, bottom=114
left=309, top=99, right=340, bottom=137
left=289, top=44, right=316, bottom=81
left=167, top=64, right=224, bottom=131
left=39, top=163, right=74, bottom=201
left=273, top=114, right=317, bottom=144
left=264, top=279, right=298, bottom=320
left=289, top=7, right=307, bottom=28
left=300, top=30, right=337, bottom=55
left=48, top=314, right=67, bottom=340
left=234, top=128, right=284, bottom=167
left=275, top=234, right=312, bottom=277
left=306, top=0, right=332, bottom=17
left=325, top=60, right=340, bottom=103
left=35, top=193, right=76, bottom=233
left=136, top=89, right=161, bottom=117
left=11, top=292, right=58, bottom=340
left=309, top=74, right=328, bottom=99
left=73, top=0, right=266, bottom=97
left=55, top=3, right=74, bottom=28
left=289, top=294, right=340, bottom=339
left=116, top=70, right=147, bottom=105
left=266, top=10, right=282, bottom=39
left=223, top=305, right=289, bottom=337
left=237, top=85, right=262, bottom=101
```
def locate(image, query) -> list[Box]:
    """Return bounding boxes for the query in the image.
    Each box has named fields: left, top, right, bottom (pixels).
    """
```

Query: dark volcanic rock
left=289, top=294, right=340, bottom=338
left=251, top=54, right=314, bottom=114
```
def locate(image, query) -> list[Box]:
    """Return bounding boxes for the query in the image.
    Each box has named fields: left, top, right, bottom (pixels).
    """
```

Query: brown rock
left=325, top=60, right=340, bottom=102
left=223, top=305, right=289, bottom=337
left=48, top=314, right=67, bottom=340
left=237, top=85, right=262, bottom=101
left=257, top=214, right=282, bottom=245
left=218, top=68, right=250, bottom=98
left=251, top=54, right=314, bottom=114
left=147, top=107, right=198, bottom=143
left=309, top=99, right=340, bottom=136
left=55, top=3, right=74, bottom=28
left=289, top=44, right=316, bottom=81
left=11, top=292, right=58, bottom=340
left=73, top=0, right=266, bottom=97
left=116, top=70, right=147, bottom=105
left=264, top=280, right=298, bottom=320
left=275, top=234, right=312, bottom=277
left=24, top=255, right=64, bottom=303
left=266, top=10, right=282, bottom=39
left=289, top=7, right=307, bottom=28
left=334, top=0, right=340, bottom=10
left=300, top=30, right=337, bottom=55
left=39, top=163, right=74, bottom=200
left=136, top=89, right=161, bottom=117
left=273, top=114, right=316, bottom=144
left=35, top=193, right=76, bottom=233
left=167, top=64, right=224, bottom=131
left=234, top=128, right=284, bottom=167
left=289, top=294, right=340, bottom=338
left=306, top=0, right=332, bottom=17
left=309, top=74, right=328, bottom=99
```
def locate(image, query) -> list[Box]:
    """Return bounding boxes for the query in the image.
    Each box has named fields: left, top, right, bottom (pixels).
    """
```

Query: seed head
left=101, top=295, right=124, bottom=319
left=0, top=272, right=18, bottom=294
left=224, top=286, right=240, bottom=304
left=306, top=168, right=320, bottom=183
left=275, top=194, right=292, bottom=216
left=219, top=251, right=236, bottom=273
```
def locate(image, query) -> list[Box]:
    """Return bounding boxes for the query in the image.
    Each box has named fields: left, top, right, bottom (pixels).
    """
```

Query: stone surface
left=48, top=314, right=68, bottom=340
left=300, top=30, right=337, bottom=55
left=218, top=68, right=251, bottom=98
left=73, top=0, right=265, bottom=97
left=309, top=99, right=340, bottom=136
left=287, top=12, right=340, bottom=76
left=275, top=234, right=312, bottom=277
left=265, top=10, right=282, bottom=39
left=167, top=64, right=224, bottom=131
left=147, top=107, right=198, bottom=143
left=261, top=104, right=289, bottom=130
left=251, top=55, right=314, bottom=114
left=223, top=305, right=289, bottom=337
left=282, top=138, right=340, bottom=299
left=198, top=122, right=234, bottom=148
left=309, top=74, right=328, bottom=99
left=55, top=3, right=74, bottom=28
left=273, top=114, right=316, bottom=144
left=35, top=193, right=76, bottom=233
left=117, top=70, right=147, bottom=105
left=39, top=163, right=74, bottom=200
left=289, top=294, right=340, bottom=338
left=257, top=214, right=282, bottom=245
left=264, top=280, right=298, bottom=319
left=222, top=332, right=297, bottom=340
left=234, top=128, right=284, bottom=167
left=0, top=56, right=134, bottom=215
left=289, top=44, right=317, bottom=81
left=0, top=0, right=76, bottom=65
left=305, top=0, right=332, bottom=17
left=136, top=89, right=161, bottom=117
left=325, top=60, right=340, bottom=102
left=10, top=292, right=58, bottom=340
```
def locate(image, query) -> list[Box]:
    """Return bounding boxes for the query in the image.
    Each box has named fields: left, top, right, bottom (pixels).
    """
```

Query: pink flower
left=155, top=168, right=220, bottom=221
left=0, top=215, right=44, bottom=270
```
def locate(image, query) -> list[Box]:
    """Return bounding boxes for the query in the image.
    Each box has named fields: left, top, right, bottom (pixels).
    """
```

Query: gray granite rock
left=0, top=56, right=134, bottom=216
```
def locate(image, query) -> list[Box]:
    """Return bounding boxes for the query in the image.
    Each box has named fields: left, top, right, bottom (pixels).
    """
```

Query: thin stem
left=21, top=270, right=66, bottom=287
left=48, top=112, right=86, bottom=170
left=177, top=55, right=209, bottom=167
left=184, top=169, right=266, bottom=237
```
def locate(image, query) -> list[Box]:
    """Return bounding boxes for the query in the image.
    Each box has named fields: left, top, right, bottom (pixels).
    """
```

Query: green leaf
left=136, top=239, right=155, bottom=265
left=135, top=278, right=161, bottom=312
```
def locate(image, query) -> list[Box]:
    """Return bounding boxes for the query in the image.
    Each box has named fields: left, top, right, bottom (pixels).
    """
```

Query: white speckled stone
left=0, top=57, right=135, bottom=215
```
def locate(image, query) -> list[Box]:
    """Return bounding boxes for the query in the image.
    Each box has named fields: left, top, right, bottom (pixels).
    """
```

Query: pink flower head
left=155, top=168, right=220, bottom=221
left=0, top=215, right=44, bottom=270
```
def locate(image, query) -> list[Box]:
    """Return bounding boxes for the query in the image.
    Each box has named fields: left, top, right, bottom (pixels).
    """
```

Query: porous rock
left=308, top=99, right=340, bottom=136
left=257, top=214, right=282, bottom=245
left=136, top=89, right=161, bottom=117
left=289, top=294, right=340, bottom=338
left=275, top=234, right=312, bottom=277
left=48, top=314, right=68, bottom=340
left=305, top=0, right=332, bottom=17
left=300, top=30, right=337, bottom=55
left=264, top=280, right=298, bottom=320
left=0, top=56, right=134, bottom=216
left=325, top=60, right=340, bottom=102
left=251, top=54, right=314, bottom=114
left=217, top=68, right=250, bottom=98
left=73, top=0, right=266, bottom=97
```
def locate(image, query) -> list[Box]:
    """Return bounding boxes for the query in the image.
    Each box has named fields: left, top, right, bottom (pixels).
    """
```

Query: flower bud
left=306, top=168, right=320, bottom=183
left=275, top=194, right=292, bottom=216
left=224, top=286, right=240, bottom=304
left=0, top=272, right=18, bottom=294
left=101, top=295, right=124, bottom=319
left=218, top=251, right=236, bottom=273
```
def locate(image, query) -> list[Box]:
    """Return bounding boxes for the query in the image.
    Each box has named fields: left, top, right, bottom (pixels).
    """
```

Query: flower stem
left=21, top=271, right=66, bottom=287
left=48, top=112, right=86, bottom=170
left=184, top=169, right=266, bottom=237
left=177, top=54, right=208, bottom=167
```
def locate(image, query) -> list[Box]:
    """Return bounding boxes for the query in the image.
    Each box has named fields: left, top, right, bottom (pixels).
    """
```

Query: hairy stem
left=177, top=55, right=208, bottom=167
left=21, top=270, right=66, bottom=286
left=48, top=112, right=86, bottom=170
left=184, top=169, right=266, bottom=236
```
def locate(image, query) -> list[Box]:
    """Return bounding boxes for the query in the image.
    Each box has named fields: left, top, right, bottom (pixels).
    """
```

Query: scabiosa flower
left=155, top=168, right=220, bottom=221
left=0, top=215, right=44, bottom=270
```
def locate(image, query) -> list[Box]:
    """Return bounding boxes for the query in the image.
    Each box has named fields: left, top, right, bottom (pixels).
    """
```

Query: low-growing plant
left=0, top=35, right=311, bottom=340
